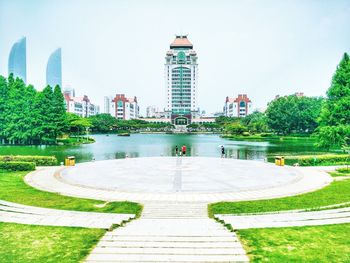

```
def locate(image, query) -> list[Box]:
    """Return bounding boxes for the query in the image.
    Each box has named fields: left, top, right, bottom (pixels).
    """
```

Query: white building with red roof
left=224, top=94, right=252, bottom=117
left=104, top=94, right=139, bottom=120
left=63, top=89, right=99, bottom=117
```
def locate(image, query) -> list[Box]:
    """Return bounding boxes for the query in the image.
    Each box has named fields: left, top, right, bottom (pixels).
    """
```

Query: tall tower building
left=8, top=37, right=27, bottom=83
left=46, top=48, right=62, bottom=88
left=165, top=35, right=198, bottom=125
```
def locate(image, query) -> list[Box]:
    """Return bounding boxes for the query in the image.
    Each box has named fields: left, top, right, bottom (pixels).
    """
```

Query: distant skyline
left=7, top=36, right=26, bottom=83
left=1, top=0, right=350, bottom=115
left=46, top=48, right=62, bottom=88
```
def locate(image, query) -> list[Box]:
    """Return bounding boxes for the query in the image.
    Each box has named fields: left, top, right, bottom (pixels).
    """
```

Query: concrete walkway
left=86, top=201, right=249, bottom=262
left=215, top=206, right=350, bottom=229
left=0, top=200, right=135, bottom=229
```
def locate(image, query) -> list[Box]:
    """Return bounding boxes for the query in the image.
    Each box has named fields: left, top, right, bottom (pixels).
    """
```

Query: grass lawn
left=0, top=222, right=104, bottom=263
left=208, top=178, right=350, bottom=216
left=0, top=170, right=142, bottom=216
left=238, top=224, right=350, bottom=262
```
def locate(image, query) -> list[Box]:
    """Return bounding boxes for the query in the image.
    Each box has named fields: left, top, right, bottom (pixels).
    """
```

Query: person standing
left=175, top=145, right=178, bottom=156
left=182, top=145, right=187, bottom=156
left=221, top=145, right=225, bottom=158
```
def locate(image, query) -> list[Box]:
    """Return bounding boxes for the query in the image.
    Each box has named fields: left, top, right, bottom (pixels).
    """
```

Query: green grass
left=208, top=179, right=350, bottom=216
left=0, top=170, right=142, bottom=216
left=238, top=224, right=350, bottom=262
left=0, top=222, right=104, bottom=263
left=329, top=167, right=350, bottom=177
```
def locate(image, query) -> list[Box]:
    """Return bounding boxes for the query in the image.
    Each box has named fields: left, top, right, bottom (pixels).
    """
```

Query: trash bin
left=275, top=156, right=285, bottom=166
left=65, top=156, right=75, bottom=166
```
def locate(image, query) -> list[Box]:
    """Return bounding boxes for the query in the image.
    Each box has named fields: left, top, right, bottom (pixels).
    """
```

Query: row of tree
left=88, top=114, right=174, bottom=133
left=0, top=75, right=66, bottom=145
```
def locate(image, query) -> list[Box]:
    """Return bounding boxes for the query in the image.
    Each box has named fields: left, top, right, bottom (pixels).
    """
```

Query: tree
left=240, top=111, right=269, bottom=133
left=266, top=95, right=323, bottom=135
left=224, top=122, right=248, bottom=135
left=317, top=53, right=350, bottom=148
left=52, top=85, right=68, bottom=138
left=89, top=114, right=118, bottom=132
left=0, top=76, right=9, bottom=143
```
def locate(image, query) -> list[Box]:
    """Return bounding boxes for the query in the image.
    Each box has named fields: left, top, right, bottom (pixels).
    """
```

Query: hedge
left=270, top=154, right=350, bottom=166
left=0, top=155, right=57, bottom=166
left=0, top=161, right=36, bottom=171
left=336, top=167, right=350, bottom=173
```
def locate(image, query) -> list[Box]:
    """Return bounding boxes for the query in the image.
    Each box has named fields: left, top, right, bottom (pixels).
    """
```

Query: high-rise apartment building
left=46, top=48, right=62, bottom=88
left=8, top=37, right=27, bottom=83
left=165, top=35, right=198, bottom=125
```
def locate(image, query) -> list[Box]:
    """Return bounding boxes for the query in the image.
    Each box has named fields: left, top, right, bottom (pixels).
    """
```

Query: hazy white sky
left=1, top=0, right=350, bottom=115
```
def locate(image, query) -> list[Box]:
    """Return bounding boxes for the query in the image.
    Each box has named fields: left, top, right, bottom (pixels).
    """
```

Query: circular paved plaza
left=61, top=157, right=301, bottom=193
left=26, top=157, right=332, bottom=202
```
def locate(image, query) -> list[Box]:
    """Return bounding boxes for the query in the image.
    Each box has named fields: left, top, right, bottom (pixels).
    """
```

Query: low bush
left=336, top=167, right=350, bottom=174
left=260, top=132, right=274, bottom=137
left=0, top=161, right=35, bottom=171
left=278, top=154, right=350, bottom=166
left=0, top=155, right=57, bottom=166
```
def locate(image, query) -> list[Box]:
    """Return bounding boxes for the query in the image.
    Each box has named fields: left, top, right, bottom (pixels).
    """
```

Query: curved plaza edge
left=24, top=157, right=333, bottom=203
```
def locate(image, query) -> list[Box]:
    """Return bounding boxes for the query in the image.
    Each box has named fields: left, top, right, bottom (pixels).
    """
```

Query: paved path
left=0, top=200, right=134, bottom=229
left=215, top=206, right=350, bottom=229
left=25, top=161, right=332, bottom=203
left=86, top=201, right=249, bottom=262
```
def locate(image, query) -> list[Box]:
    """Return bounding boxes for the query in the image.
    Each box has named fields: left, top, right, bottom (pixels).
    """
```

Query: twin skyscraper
left=8, top=37, right=62, bottom=88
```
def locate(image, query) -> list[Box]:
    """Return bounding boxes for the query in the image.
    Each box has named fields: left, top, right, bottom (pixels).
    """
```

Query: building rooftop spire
left=170, top=35, right=193, bottom=49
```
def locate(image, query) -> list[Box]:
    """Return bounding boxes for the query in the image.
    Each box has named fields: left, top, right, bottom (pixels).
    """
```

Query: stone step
left=100, top=236, right=238, bottom=242
left=85, top=253, right=250, bottom=262
left=95, top=241, right=242, bottom=248
left=91, top=247, right=247, bottom=255
left=111, top=228, right=231, bottom=235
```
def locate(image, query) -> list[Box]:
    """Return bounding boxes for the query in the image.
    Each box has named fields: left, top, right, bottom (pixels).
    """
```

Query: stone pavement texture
left=25, top=158, right=332, bottom=203
left=17, top=158, right=347, bottom=262
left=0, top=200, right=134, bottom=229
left=215, top=206, right=350, bottom=229
left=86, top=201, right=249, bottom=263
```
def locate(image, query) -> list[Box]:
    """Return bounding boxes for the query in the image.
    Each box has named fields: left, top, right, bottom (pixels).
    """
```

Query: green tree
left=317, top=53, right=350, bottom=148
left=52, top=85, right=68, bottom=138
left=0, top=76, right=9, bottom=143
left=266, top=95, right=322, bottom=135
left=89, top=114, right=117, bottom=133
left=4, top=77, right=37, bottom=144
left=34, top=86, right=57, bottom=144
left=224, top=122, right=248, bottom=135
left=240, top=111, right=269, bottom=133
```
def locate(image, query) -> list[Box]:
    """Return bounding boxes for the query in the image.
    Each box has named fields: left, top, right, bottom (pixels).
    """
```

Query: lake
left=0, top=134, right=328, bottom=164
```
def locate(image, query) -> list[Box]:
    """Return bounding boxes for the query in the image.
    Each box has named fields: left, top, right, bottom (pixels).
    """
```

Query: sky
left=1, top=0, right=350, bottom=115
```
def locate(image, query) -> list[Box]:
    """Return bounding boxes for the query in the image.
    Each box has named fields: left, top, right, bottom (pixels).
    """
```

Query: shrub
left=260, top=132, right=274, bottom=137
left=242, top=132, right=250, bottom=136
left=0, top=155, right=57, bottom=166
left=336, top=167, right=350, bottom=174
left=0, top=161, right=36, bottom=171
left=280, top=154, right=350, bottom=166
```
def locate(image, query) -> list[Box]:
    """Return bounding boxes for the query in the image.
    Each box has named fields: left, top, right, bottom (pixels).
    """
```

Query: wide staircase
left=173, top=125, right=188, bottom=133
left=85, top=201, right=249, bottom=262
